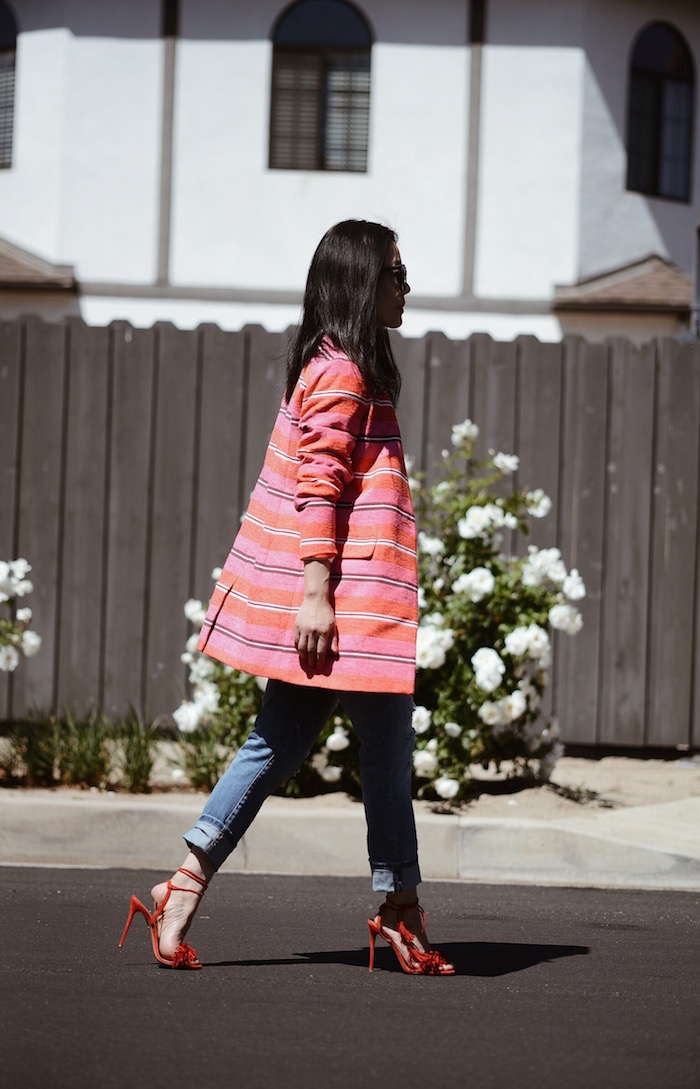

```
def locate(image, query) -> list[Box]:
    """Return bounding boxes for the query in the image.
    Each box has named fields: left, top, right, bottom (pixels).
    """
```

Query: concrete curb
left=2, top=790, right=699, bottom=890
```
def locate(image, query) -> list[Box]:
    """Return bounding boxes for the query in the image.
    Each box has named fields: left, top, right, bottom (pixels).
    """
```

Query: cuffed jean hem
left=183, top=819, right=236, bottom=872
left=370, top=860, right=422, bottom=893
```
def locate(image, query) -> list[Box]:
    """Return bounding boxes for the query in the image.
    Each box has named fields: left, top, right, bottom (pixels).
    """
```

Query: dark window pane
left=626, top=22, right=694, bottom=201
left=274, top=0, right=372, bottom=48
left=631, top=21, right=694, bottom=80
left=0, top=2, right=17, bottom=52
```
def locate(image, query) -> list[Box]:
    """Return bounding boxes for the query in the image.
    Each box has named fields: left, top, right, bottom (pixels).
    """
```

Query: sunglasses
left=383, top=263, right=408, bottom=292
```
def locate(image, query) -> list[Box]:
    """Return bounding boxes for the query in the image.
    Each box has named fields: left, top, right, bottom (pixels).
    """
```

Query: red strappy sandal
left=368, top=900, right=455, bottom=975
left=118, top=867, right=208, bottom=969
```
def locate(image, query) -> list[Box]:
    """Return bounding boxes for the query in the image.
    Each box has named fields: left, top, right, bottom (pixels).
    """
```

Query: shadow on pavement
left=204, top=940, right=590, bottom=975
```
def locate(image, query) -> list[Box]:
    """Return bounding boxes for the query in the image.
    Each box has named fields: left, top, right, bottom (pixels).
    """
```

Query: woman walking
left=119, top=220, right=454, bottom=975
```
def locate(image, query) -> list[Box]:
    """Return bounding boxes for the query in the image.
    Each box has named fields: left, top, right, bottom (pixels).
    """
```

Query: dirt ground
left=274, top=753, right=700, bottom=820
left=422, top=753, right=700, bottom=819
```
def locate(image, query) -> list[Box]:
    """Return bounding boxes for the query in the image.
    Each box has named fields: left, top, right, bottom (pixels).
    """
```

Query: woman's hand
left=294, top=559, right=339, bottom=669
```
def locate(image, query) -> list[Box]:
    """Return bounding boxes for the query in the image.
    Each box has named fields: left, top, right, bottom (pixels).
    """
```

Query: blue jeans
left=183, top=679, right=421, bottom=892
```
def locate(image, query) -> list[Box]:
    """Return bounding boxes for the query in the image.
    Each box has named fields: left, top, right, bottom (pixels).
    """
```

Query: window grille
left=269, top=0, right=372, bottom=173
left=0, top=2, right=16, bottom=170
left=626, top=22, right=695, bottom=202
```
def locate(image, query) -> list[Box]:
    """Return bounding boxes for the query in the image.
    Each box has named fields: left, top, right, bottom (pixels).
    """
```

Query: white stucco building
left=0, top=0, right=698, bottom=341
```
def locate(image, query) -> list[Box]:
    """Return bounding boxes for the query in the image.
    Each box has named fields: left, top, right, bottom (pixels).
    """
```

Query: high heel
left=368, top=900, right=455, bottom=975
left=118, top=867, right=208, bottom=969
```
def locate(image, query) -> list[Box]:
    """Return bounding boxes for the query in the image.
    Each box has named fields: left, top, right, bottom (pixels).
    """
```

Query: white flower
left=189, top=655, right=215, bottom=684
left=452, top=566, right=495, bottom=602
left=451, top=419, right=479, bottom=446
left=500, top=690, right=527, bottom=722
left=20, top=630, right=41, bottom=657
left=12, top=578, right=33, bottom=597
left=0, top=644, right=20, bottom=671
left=325, top=725, right=350, bottom=752
left=504, top=627, right=530, bottom=657
left=526, top=489, right=552, bottom=518
left=493, top=452, right=519, bottom=474
left=184, top=598, right=206, bottom=626
left=457, top=506, right=492, bottom=539
left=417, top=587, right=427, bottom=609
left=525, top=624, right=550, bottom=661
left=173, top=701, right=203, bottom=733
left=16, top=607, right=32, bottom=623
left=434, top=776, right=460, bottom=800
left=563, top=568, right=586, bottom=601
left=522, top=546, right=567, bottom=587
left=255, top=676, right=269, bottom=691
left=549, top=603, right=583, bottom=635
left=193, top=680, right=219, bottom=713
left=10, top=558, right=31, bottom=579
left=471, top=647, right=506, bottom=692
left=320, top=764, right=343, bottom=783
left=412, top=705, right=432, bottom=734
left=418, top=532, right=445, bottom=556
left=211, top=566, right=222, bottom=581
left=415, top=621, right=455, bottom=670
left=413, top=749, right=439, bottom=777
left=478, top=700, right=504, bottom=726
left=443, top=721, right=462, bottom=738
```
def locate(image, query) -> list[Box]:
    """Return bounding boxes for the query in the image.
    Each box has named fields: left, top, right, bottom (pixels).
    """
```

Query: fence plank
left=102, top=324, right=156, bottom=718
left=554, top=338, right=610, bottom=744
left=470, top=334, right=518, bottom=460
left=0, top=321, right=22, bottom=719
left=515, top=337, right=562, bottom=547
left=54, top=321, right=111, bottom=712
left=11, top=319, right=67, bottom=718
left=420, top=332, right=474, bottom=480
left=192, top=326, right=248, bottom=604
left=143, top=324, right=199, bottom=719
left=392, top=332, right=428, bottom=474
left=598, top=339, right=656, bottom=745
left=515, top=337, right=564, bottom=723
left=241, top=326, right=287, bottom=506
left=647, top=340, right=700, bottom=747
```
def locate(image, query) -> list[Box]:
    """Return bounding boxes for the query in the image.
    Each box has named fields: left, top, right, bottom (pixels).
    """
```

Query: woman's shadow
left=206, top=941, right=590, bottom=975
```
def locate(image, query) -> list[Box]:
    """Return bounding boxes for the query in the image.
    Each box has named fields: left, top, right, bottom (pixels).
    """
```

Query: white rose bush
left=411, top=420, right=584, bottom=800
left=172, top=419, right=584, bottom=801
left=0, top=559, right=42, bottom=674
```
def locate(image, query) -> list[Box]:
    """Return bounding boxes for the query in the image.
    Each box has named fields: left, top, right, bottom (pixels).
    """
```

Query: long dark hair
left=285, top=219, right=402, bottom=405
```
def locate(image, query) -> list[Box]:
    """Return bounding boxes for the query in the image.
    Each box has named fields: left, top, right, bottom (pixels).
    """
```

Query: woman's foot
left=151, top=853, right=214, bottom=960
left=378, top=898, right=432, bottom=956
left=370, top=894, right=455, bottom=975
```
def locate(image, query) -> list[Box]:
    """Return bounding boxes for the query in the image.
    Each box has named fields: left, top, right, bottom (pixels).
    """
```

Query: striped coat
left=197, top=342, right=418, bottom=693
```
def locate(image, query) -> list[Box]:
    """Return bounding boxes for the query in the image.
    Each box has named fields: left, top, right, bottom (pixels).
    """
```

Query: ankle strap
left=382, top=898, right=421, bottom=915
left=177, top=867, right=209, bottom=888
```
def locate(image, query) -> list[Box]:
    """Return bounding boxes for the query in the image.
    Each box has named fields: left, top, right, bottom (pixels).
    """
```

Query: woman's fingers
left=294, top=624, right=336, bottom=668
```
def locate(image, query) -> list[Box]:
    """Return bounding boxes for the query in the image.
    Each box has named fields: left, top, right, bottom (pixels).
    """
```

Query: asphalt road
left=1, top=868, right=698, bottom=1089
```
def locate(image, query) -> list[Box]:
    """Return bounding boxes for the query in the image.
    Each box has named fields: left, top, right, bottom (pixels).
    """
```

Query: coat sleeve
left=295, top=355, right=370, bottom=562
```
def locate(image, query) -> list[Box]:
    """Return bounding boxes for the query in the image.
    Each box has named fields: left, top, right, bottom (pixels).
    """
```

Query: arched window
left=0, top=2, right=16, bottom=169
left=269, top=0, right=372, bottom=172
left=626, top=22, right=695, bottom=202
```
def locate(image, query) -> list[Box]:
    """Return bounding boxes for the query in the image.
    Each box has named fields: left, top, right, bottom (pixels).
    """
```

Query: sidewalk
left=1, top=755, right=699, bottom=889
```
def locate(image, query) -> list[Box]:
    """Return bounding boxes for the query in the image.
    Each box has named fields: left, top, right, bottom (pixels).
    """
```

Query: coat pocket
left=338, top=537, right=376, bottom=560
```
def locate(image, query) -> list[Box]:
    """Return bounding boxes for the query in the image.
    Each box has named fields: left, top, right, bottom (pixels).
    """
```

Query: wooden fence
left=1, top=318, right=699, bottom=750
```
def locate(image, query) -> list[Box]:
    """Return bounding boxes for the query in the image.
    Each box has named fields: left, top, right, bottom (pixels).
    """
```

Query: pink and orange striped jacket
left=198, top=342, right=418, bottom=693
